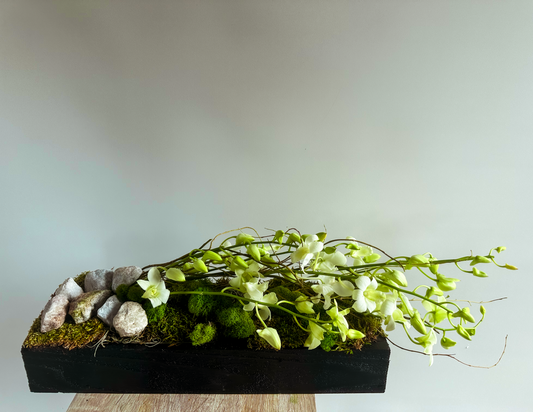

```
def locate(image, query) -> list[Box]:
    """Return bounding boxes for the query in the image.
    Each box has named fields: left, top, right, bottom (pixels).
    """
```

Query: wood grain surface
left=67, top=393, right=317, bottom=412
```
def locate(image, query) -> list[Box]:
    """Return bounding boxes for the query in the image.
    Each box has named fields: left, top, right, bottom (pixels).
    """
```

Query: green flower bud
left=233, top=256, right=249, bottom=269
left=236, top=233, right=255, bottom=245
left=480, top=305, right=486, bottom=315
left=411, top=310, right=427, bottom=335
left=382, top=270, right=408, bottom=287
left=495, top=246, right=506, bottom=253
left=425, top=286, right=443, bottom=298
left=247, top=244, right=261, bottom=261
left=429, top=264, right=440, bottom=275
left=295, top=296, right=315, bottom=314
left=452, top=307, right=475, bottom=323
left=470, top=255, right=492, bottom=266
left=324, top=246, right=336, bottom=254
left=202, top=251, right=223, bottom=262
left=256, top=327, right=281, bottom=350
left=456, top=325, right=472, bottom=341
left=408, top=254, right=430, bottom=267
left=182, top=262, right=194, bottom=272
left=274, top=230, right=285, bottom=244
left=260, top=255, right=277, bottom=264
left=465, top=328, right=476, bottom=336
left=288, top=233, right=301, bottom=244
left=363, top=253, right=381, bottom=263
left=347, top=329, right=365, bottom=340
left=316, top=232, right=327, bottom=242
left=166, top=268, right=186, bottom=282
left=345, top=243, right=358, bottom=250
left=472, top=267, right=488, bottom=278
left=440, top=336, right=457, bottom=349
left=193, top=259, right=209, bottom=273
left=504, top=264, right=518, bottom=270
left=436, top=274, right=459, bottom=291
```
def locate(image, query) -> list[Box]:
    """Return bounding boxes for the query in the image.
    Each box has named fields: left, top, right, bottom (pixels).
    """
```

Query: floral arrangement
left=24, top=227, right=514, bottom=367
left=134, top=227, right=514, bottom=365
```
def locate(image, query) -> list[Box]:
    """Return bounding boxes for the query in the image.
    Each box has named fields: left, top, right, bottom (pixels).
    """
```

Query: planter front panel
left=22, top=338, right=390, bottom=394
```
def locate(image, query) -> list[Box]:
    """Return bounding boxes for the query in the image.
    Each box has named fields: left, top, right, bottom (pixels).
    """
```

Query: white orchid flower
left=229, top=260, right=263, bottom=291
left=242, top=280, right=278, bottom=320
left=352, top=276, right=385, bottom=313
left=137, top=268, right=170, bottom=308
left=290, top=235, right=324, bottom=268
left=326, top=300, right=351, bottom=341
left=422, top=296, right=448, bottom=324
left=304, top=315, right=328, bottom=350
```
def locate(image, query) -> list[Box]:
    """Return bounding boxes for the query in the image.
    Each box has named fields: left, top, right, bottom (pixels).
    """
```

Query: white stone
left=41, top=295, right=69, bottom=333
left=69, top=290, right=113, bottom=324
left=85, top=269, right=114, bottom=292
left=112, top=266, right=142, bottom=292
left=113, top=301, right=148, bottom=337
left=97, top=295, right=123, bottom=326
left=54, top=277, right=84, bottom=301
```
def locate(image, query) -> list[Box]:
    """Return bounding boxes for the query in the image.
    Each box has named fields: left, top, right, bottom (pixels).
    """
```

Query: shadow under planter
left=22, top=337, right=390, bottom=394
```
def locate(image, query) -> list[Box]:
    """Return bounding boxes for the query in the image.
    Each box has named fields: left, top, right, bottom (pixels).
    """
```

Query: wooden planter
left=22, top=337, right=390, bottom=394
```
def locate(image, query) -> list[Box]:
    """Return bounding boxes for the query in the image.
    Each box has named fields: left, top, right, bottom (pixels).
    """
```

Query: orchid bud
left=274, top=230, right=285, bottom=244
left=425, top=286, right=443, bottom=298
left=495, top=246, right=506, bottom=253
left=383, top=270, right=408, bottom=287
left=202, top=251, right=223, bottom=262
left=411, top=310, right=427, bottom=335
left=436, top=274, right=459, bottom=291
left=504, top=264, right=518, bottom=270
left=440, top=336, right=457, bottom=349
left=236, top=233, right=255, bottom=245
left=364, top=253, right=381, bottom=263
left=247, top=244, right=261, bottom=261
left=288, top=233, right=301, bottom=244
left=295, top=297, right=315, bottom=314
left=261, top=255, right=276, bottom=264
left=193, top=259, right=209, bottom=273
left=166, top=268, right=185, bottom=282
left=256, top=327, right=281, bottom=350
left=429, top=264, right=440, bottom=275
left=480, top=305, right=486, bottom=315
left=233, top=256, right=249, bottom=269
left=457, top=325, right=472, bottom=341
left=470, top=255, right=492, bottom=266
left=347, top=329, right=365, bottom=340
left=452, top=307, right=475, bottom=323
left=408, top=254, right=430, bottom=266
left=472, top=267, right=488, bottom=277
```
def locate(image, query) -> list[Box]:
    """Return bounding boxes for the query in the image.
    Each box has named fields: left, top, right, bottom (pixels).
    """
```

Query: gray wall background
left=1, top=1, right=531, bottom=411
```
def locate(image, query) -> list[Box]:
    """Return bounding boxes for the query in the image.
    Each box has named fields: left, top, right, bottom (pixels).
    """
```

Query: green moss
left=188, top=287, right=217, bottom=316
left=218, top=307, right=256, bottom=339
left=73, top=271, right=89, bottom=288
left=143, top=305, right=197, bottom=345
left=189, top=323, right=216, bottom=346
left=115, top=284, right=129, bottom=302
left=320, top=332, right=337, bottom=352
left=127, top=284, right=145, bottom=303
left=23, top=316, right=107, bottom=349
left=144, top=302, right=167, bottom=323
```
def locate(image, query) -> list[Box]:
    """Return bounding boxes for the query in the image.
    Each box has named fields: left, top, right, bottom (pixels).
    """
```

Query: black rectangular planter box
left=22, top=338, right=390, bottom=394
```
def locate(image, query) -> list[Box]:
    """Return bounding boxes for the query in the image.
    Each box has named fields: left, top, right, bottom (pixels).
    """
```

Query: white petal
left=352, top=298, right=367, bottom=313
left=331, top=280, right=355, bottom=297
left=381, top=299, right=396, bottom=316
left=366, top=299, right=377, bottom=313
left=159, top=288, right=170, bottom=304
left=355, top=276, right=371, bottom=291
left=137, top=279, right=151, bottom=290
left=309, top=242, right=324, bottom=254
left=148, top=268, right=161, bottom=284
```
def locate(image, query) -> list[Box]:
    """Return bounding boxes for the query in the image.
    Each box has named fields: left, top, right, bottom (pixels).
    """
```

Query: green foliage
left=217, top=307, right=256, bottom=339
left=188, top=287, right=217, bottom=316
left=320, top=332, right=337, bottom=352
left=144, top=302, right=167, bottom=323
left=127, top=284, right=145, bottom=303
left=23, top=316, right=107, bottom=349
left=189, top=323, right=217, bottom=346
left=115, top=284, right=129, bottom=302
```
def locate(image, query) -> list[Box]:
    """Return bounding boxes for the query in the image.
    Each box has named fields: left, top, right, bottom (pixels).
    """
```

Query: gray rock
left=54, top=277, right=84, bottom=301
left=41, top=295, right=69, bottom=333
left=85, top=269, right=114, bottom=292
left=97, top=295, right=123, bottom=326
left=112, top=266, right=142, bottom=292
left=113, top=301, right=148, bottom=337
left=69, top=290, right=112, bottom=324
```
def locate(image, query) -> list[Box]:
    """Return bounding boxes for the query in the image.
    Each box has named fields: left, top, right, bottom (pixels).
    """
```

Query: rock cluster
left=40, top=266, right=149, bottom=337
